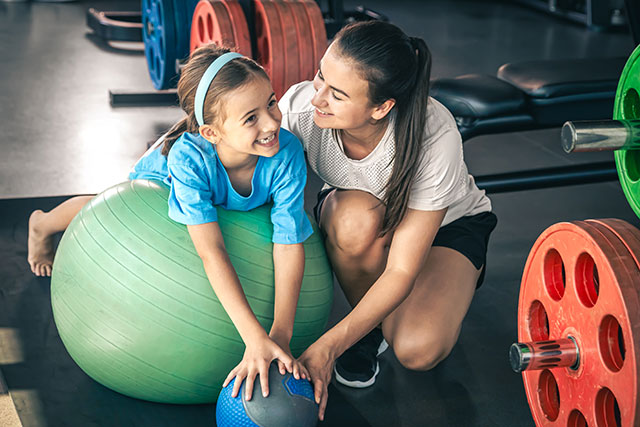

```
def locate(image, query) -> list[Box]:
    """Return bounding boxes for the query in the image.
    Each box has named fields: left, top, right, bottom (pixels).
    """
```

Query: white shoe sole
left=377, top=339, right=389, bottom=356
left=334, top=339, right=389, bottom=389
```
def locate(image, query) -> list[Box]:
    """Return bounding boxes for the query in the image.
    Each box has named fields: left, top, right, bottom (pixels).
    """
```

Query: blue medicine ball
left=216, top=363, right=318, bottom=427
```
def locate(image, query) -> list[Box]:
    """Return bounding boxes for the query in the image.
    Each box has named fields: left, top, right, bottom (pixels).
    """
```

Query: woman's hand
left=298, top=340, right=336, bottom=421
left=269, top=332, right=310, bottom=381
left=222, top=335, right=293, bottom=400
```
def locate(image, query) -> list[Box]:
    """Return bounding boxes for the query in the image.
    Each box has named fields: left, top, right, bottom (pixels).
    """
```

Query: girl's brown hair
left=161, top=44, right=269, bottom=156
left=333, top=21, right=432, bottom=236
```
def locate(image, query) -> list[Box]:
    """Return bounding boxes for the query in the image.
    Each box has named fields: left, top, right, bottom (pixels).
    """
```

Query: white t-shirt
left=279, top=81, right=492, bottom=227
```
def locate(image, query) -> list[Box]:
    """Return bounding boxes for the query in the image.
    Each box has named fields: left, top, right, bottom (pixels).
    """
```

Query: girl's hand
left=298, top=340, right=335, bottom=421
left=222, top=335, right=293, bottom=400
left=269, top=333, right=310, bottom=382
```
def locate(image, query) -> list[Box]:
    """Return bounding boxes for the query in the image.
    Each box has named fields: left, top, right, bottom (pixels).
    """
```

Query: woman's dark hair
left=333, top=21, right=432, bottom=236
left=161, top=44, right=269, bottom=156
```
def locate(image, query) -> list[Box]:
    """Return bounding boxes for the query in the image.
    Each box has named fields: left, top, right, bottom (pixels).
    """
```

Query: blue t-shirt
left=129, top=129, right=313, bottom=245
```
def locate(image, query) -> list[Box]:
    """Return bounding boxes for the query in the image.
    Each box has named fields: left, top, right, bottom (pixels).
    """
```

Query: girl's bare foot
left=28, top=210, right=54, bottom=277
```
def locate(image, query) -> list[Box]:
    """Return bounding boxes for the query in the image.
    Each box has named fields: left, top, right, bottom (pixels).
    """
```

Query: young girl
left=27, top=44, right=312, bottom=400
left=279, top=21, right=497, bottom=420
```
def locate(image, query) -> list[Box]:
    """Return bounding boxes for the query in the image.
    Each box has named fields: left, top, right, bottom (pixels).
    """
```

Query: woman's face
left=311, top=45, right=380, bottom=130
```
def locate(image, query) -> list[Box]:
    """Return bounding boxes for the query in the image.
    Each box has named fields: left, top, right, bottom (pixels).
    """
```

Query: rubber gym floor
left=0, top=0, right=638, bottom=426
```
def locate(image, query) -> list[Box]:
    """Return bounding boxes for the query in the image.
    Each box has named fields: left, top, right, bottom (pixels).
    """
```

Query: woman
left=279, top=21, right=496, bottom=420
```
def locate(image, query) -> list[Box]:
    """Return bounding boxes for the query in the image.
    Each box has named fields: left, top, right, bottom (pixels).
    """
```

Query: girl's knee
left=392, top=333, right=456, bottom=372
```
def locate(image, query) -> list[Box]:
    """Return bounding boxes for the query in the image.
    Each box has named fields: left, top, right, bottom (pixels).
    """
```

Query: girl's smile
left=256, top=133, right=277, bottom=147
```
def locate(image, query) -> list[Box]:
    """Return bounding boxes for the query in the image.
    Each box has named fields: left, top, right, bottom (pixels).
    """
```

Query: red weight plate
left=209, top=1, right=236, bottom=49
left=286, top=1, right=315, bottom=82
left=300, top=0, right=327, bottom=72
left=589, top=218, right=640, bottom=269
left=518, top=221, right=639, bottom=426
left=189, top=0, right=236, bottom=53
left=571, top=220, right=640, bottom=427
left=190, top=0, right=215, bottom=53
left=270, top=1, right=300, bottom=94
left=254, top=0, right=286, bottom=98
left=221, top=0, right=252, bottom=57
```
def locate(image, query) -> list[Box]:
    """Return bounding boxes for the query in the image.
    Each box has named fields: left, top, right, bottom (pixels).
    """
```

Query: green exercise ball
left=50, top=179, right=333, bottom=404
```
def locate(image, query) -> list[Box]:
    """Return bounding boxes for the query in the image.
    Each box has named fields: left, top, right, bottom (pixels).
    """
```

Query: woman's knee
left=391, top=333, right=457, bottom=372
left=323, top=192, right=384, bottom=257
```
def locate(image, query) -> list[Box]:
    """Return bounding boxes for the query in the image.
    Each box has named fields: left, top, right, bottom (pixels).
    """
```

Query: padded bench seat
left=431, top=57, right=628, bottom=141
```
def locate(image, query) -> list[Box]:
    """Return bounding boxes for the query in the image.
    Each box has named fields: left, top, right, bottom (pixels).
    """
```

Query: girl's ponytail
left=161, top=117, right=189, bottom=156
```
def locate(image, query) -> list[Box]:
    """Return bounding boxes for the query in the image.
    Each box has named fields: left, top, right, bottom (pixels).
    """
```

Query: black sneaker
left=334, top=328, right=389, bottom=388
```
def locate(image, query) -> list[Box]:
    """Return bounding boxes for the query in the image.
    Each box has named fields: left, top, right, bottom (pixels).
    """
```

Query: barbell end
left=509, top=338, right=580, bottom=372
left=561, top=121, right=577, bottom=153
left=509, top=342, right=530, bottom=373
left=560, top=119, right=632, bottom=152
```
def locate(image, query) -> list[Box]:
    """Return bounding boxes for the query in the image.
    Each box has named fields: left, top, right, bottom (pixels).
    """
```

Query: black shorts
left=313, top=188, right=497, bottom=288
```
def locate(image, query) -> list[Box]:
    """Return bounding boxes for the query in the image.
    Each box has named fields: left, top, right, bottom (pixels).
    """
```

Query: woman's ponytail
left=334, top=21, right=433, bottom=236
left=379, top=36, right=432, bottom=235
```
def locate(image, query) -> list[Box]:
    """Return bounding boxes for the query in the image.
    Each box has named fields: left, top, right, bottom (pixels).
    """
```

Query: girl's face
left=204, top=76, right=282, bottom=164
left=311, top=44, right=386, bottom=131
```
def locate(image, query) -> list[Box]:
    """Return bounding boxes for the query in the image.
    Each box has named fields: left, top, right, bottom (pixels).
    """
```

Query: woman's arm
left=300, top=207, right=446, bottom=419
left=322, top=207, right=444, bottom=352
left=187, top=222, right=293, bottom=399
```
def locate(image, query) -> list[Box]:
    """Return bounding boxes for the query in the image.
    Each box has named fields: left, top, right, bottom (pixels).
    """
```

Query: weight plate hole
left=595, top=388, right=621, bottom=427
left=206, top=13, right=214, bottom=42
left=153, top=49, right=160, bottom=74
left=575, top=253, right=599, bottom=308
left=537, top=369, right=560, bottom=421
left=621, top=88, right=640, bottom=181
left=599, top=315, right=625, bottom=372
left=197, top=16, right=204, bottom=43
left=567, top=409, right=587, bottom=427
left=623, top=150, right=640, bottom=182
left=528, top=300, right=549, bottom=341
left=622, top=87, right=640, bottom=119
left=255, top=15, right=268, bottom=66
left=543, top=249, right=565, bottom=301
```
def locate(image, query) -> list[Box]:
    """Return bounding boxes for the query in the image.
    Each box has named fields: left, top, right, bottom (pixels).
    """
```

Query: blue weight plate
left=173, top=0, right=200, bottom=63
left=142, top=0, right=178, bottom=89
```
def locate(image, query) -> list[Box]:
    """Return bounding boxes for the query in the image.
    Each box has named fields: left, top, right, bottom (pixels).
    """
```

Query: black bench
left=431, top=57, right=627, bottom=142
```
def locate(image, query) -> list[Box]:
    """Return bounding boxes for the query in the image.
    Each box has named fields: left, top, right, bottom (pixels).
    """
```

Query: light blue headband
left=194, top=52, right=244, bottom=127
